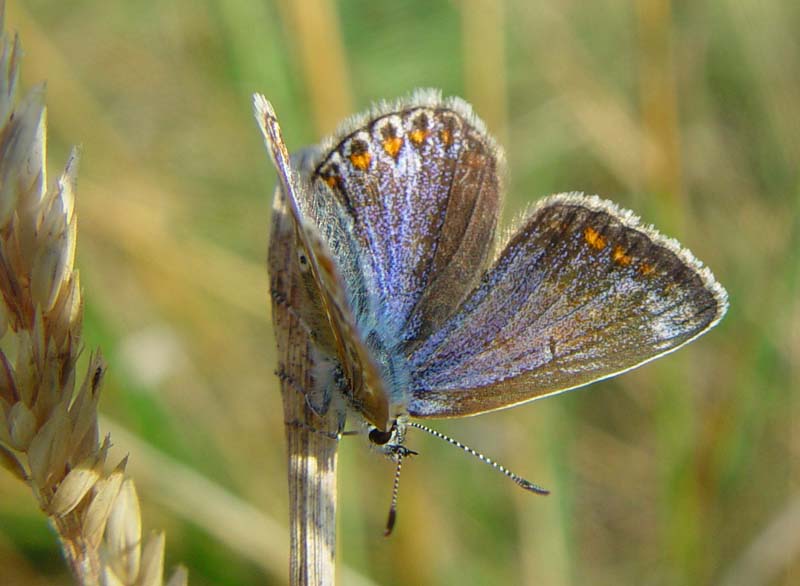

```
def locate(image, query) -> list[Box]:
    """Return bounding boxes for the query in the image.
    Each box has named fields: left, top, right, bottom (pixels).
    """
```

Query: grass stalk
left=268, top=182, right=340, bottom=586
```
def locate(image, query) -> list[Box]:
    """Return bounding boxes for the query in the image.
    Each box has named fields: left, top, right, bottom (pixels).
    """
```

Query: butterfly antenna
left=384, top=450, right=406, bottom=536
left=408, top=421, right=549, bottom=495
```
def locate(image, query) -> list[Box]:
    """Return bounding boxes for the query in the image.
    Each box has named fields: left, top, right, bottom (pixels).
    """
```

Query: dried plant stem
left=283, top=389, right=339, bottom=586
left=269, top=186, right=339, bottom=586
left=460, top=0, right=508, bottom=146
left=634, top=0, right=685, bottom=230
left=0, top=4, right=184, bottom=585
left=56, top=514, right=103, bottom=583
left=274, top=0, right=353, bottom=135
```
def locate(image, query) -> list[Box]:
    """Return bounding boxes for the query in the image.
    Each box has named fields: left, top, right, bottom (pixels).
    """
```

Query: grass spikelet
left=0, top=2, right=184, bottom=584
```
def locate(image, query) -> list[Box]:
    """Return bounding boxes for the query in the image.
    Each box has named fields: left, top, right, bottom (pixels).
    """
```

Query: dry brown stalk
left=0, top=4, right=185, bottom=585
left=268, top=174, right=340, bottom=586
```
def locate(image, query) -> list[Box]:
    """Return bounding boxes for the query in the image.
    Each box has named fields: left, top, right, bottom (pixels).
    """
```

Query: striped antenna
left=381, top=441, right=417, bottom=536
left=384, top=452, right=405, bottom=536
left=409, top=421, right=550, bottom=495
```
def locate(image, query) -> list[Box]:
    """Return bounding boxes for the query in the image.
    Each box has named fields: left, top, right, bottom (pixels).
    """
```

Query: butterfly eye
left=368, top=427, right=393, bottom=446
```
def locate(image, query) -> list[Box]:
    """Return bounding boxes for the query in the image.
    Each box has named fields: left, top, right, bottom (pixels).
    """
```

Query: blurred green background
left=0, top=0, right=797, bottom=584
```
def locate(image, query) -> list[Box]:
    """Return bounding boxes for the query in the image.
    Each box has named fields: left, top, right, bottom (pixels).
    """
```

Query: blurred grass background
left=0, top=0, right=797, bottom=584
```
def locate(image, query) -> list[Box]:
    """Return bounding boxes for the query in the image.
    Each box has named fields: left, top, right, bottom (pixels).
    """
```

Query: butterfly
left=256, top=89, right=728, bottom=525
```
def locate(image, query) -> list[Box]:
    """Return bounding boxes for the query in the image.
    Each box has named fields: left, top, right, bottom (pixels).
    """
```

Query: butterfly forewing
left=407, top=193, right=728, bottom=418
left=309, top=94, right=503, bottom=345
left=256, top=95, right=392, bottom=428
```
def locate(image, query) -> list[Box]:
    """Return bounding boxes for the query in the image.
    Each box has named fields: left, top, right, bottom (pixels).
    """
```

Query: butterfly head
left=367, top=416, right=416, bottom=460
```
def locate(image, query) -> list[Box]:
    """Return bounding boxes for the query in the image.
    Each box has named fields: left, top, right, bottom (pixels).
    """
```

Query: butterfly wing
left=256, top=95, right=393, bottom=428
left=407, top=193, right=729, bottom=418
left=309, top=90, right=503, bottom=345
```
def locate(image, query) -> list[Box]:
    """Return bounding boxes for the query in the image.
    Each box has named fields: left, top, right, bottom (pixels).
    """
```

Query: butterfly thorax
left=352, top=328, right=411, bottom=431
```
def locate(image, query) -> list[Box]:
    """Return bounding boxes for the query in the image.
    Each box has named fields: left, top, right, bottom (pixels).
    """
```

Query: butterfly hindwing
left=407, top=193, right=728, bottom=418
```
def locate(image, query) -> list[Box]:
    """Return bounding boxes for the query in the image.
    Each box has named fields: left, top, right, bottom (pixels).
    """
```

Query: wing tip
left=531, top=192, right=729, bottom=327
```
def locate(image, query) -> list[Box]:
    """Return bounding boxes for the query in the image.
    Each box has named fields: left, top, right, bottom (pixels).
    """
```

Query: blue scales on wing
left=406, top=193, right=728, bottom=418
left=309, top=92, right=503, bottom=347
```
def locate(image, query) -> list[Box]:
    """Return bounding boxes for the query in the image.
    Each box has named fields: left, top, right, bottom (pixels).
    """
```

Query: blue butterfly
left=256, top=90, right=727, bottom=522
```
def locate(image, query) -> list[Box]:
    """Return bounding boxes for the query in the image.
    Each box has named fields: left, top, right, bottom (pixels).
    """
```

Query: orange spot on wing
left=440, top=128, right=452, bottom=146
left=323, top=174, right=341, bottom=189
left=612, top=245, right=632, bottom=266
left=382, top=136, right=403, bottom=158
left=410, top=128, right=429, bottom=145
left=349, top=151, right=371, bottom=170
left=584, top=226, right=607, bottom=250
left=639, top=262, right=656, bottom=276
